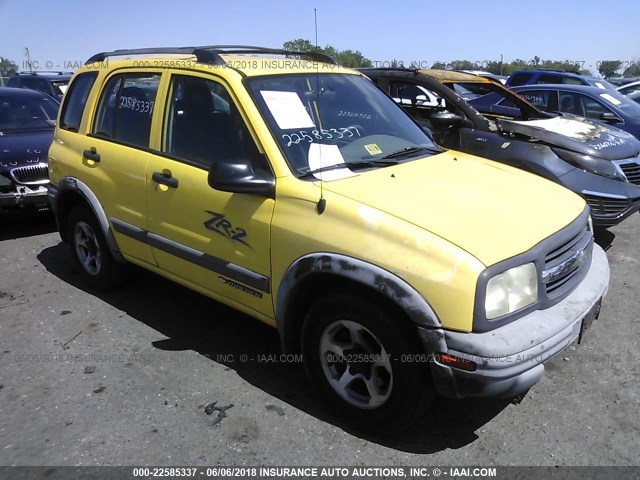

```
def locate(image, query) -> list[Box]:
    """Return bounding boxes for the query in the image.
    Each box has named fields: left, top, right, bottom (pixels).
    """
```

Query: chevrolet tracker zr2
left=47, top=46, right=610, bottom=432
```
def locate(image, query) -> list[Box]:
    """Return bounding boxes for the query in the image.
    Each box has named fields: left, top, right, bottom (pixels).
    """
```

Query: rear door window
left=93, top=73, right=160, bottom=148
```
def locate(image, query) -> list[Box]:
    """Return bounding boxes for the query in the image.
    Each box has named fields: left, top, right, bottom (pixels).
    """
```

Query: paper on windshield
left=308, top=143, right=356, bottom=181
left=599, top=93, right=622, bottom=106
left=260, top=90, right=315, bottom=129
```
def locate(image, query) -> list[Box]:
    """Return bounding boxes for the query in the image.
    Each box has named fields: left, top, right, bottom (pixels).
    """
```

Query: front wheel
left=67, top=205, right=126, bottom=290
left=302, top=293, right=434, bottom=433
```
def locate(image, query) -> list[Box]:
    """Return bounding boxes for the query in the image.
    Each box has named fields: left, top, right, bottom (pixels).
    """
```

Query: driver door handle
left=152, top=171, right=179, bottom=188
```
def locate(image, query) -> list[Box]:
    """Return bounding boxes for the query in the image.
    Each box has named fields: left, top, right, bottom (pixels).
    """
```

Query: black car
left=359, top=68, right=640, bottom=227
left=0, top=87, right=59, bottom=213
left=6, top=71, right=72, bottom=100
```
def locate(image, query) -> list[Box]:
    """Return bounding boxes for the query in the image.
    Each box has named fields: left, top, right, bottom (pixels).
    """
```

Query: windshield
left=0, top=93, right=59, bottom=133
left=246, top=73, right=439, bottom=177
left=598, top=91, right=640, bottom=116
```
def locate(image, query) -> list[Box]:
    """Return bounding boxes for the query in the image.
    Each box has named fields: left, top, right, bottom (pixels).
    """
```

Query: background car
left=507, top=84, right=640, bottom=139
left=628, top=91, right=640, bottom=105
left=360, top=68, right=640, bottom=227
left=617, top=80, right=640, bottom=97
left=6, top=71, right=72, bottom=100
left=0, top=87, right=58, bottom=213
left=506, top=69, right=616, bottom=91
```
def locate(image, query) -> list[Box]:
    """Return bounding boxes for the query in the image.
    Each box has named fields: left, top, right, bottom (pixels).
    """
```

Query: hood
left=497, top=116, right=640, bottom=160
left=0, top=130, right=53, bottom=170
left=323, top=151, right=585, bottom=267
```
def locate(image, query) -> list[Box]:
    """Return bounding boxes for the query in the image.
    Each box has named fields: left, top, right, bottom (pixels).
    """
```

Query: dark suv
left=360, top=68, right=640, bottom=227
left=6, top=72, right=72, bottom=100
left=506, top=69, right=616, bottom=91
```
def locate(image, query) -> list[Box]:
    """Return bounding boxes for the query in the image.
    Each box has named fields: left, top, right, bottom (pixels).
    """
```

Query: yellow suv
left=47, top=46, right=610, bottom=432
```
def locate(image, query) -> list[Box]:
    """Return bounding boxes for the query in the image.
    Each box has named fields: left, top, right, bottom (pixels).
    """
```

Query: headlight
left=553, top=147, right=626, bottom=181
left=485, top=263, right=538, bottom=319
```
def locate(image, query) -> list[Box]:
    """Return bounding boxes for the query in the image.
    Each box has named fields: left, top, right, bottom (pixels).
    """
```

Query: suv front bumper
left=423, top=243, right=610, bottom=399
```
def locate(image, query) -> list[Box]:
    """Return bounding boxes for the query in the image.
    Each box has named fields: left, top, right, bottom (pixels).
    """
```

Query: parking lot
left=0, top=211, right=638, bottom=466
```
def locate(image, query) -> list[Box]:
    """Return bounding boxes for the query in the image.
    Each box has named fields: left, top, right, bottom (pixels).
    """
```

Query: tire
left=67, top=205, right=127, bottom=291
left=302, top=293, right=434, bottom=433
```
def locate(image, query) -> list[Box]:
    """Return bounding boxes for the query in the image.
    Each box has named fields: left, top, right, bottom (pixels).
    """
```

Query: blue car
left=506, top=69, right=617, bottom=91
left=471, top=84, right=640, bottom=140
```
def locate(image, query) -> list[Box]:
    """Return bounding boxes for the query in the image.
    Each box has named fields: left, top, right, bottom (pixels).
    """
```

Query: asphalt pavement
left=0, top=212, right=638, bottom=466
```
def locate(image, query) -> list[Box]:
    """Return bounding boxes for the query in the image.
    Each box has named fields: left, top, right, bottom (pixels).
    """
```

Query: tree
left=282, top=39, right=320, bottom=53
left=282, top=39, right=372, bottom=67
left=597, top=60, right=622, bottom=79
left=430, top=61, right=447, bottom=70
left=0, top=57, right=18, bottom=77
left=623, top=62, right=640, bottom=77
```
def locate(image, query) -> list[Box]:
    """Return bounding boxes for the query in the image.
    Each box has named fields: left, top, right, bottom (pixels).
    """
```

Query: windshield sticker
left=510, top=117, right=602, bottom=139
left=594, top=82, right=606, bottom=90
left=501, top=142, right=510, bottom=149
left=260, top=90, right=315, bottom=130
left=599, top=93, right=622, bottom=106
left=308, top=143, right=356, bottom=181
left=364, top=143, right=382, bottom=155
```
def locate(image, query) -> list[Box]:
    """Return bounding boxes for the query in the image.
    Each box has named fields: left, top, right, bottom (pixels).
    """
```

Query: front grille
left=543, top=224, right=592, bottom=301
left=10, top=163, right=49, bottom=185
left=584, top=194, right=631, bottom=216
left=618, top=161, right=640, bottom=185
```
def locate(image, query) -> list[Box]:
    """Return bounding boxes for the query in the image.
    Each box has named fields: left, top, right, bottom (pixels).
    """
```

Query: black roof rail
left=198, top=45, right=337, bottom=65
left=85, top=47, right=224, bottom=65
left=85, top=45, right=337, bottom=66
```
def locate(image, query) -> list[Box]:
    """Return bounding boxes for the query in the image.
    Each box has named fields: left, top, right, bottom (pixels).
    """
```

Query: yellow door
left=145, top=73, right=275, bottom=319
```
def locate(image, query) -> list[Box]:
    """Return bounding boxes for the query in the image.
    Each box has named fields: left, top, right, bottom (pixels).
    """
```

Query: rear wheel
left=67, top=205, right=126, bottom=290
left=302, top=293, right=434, bottom=433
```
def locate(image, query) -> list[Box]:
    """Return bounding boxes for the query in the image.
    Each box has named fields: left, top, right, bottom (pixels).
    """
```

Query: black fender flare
left=50, top=177, right=125, bottom=263
left=275, top=253, right=444, bottom=353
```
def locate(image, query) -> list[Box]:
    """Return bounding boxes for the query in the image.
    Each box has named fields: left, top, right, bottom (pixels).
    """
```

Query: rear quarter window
left=59, top=72, right=98, bottom=132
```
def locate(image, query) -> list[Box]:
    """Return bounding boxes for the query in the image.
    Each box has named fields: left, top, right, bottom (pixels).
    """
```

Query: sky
left=1, top=0, right=639, bottom=76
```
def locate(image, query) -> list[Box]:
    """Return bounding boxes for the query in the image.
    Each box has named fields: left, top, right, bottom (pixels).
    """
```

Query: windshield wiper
left=381, top=145, right=442, bottom=159
left=299, top=159, right=400, bottom=178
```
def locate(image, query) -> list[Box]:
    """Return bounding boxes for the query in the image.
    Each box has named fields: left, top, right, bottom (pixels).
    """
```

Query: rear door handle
left=152, top=171, right=179, bottom=188
left=83, top=149, right=101, bottom=162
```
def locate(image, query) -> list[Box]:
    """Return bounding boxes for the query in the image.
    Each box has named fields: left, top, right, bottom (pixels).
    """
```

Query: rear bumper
left=423, top=243, right=610, bottom=399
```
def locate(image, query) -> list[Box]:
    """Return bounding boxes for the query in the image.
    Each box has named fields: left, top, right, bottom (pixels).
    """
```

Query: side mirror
left=208, top=162, right=275, bottom=198
left=430, top=111, right=468, bottom=129
left=600, top=112, right=622, bottom=124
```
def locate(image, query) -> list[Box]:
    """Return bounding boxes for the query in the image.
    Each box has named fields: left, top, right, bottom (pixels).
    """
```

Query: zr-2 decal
left=204, top=211, right=249, bottom=247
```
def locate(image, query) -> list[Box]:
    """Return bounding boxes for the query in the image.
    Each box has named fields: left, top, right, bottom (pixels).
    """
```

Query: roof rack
left=199, top=45, right=337, bottom=65
left=86, top=47, right=223, bottom=65
left=85, top=45, right=337, bottom=66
